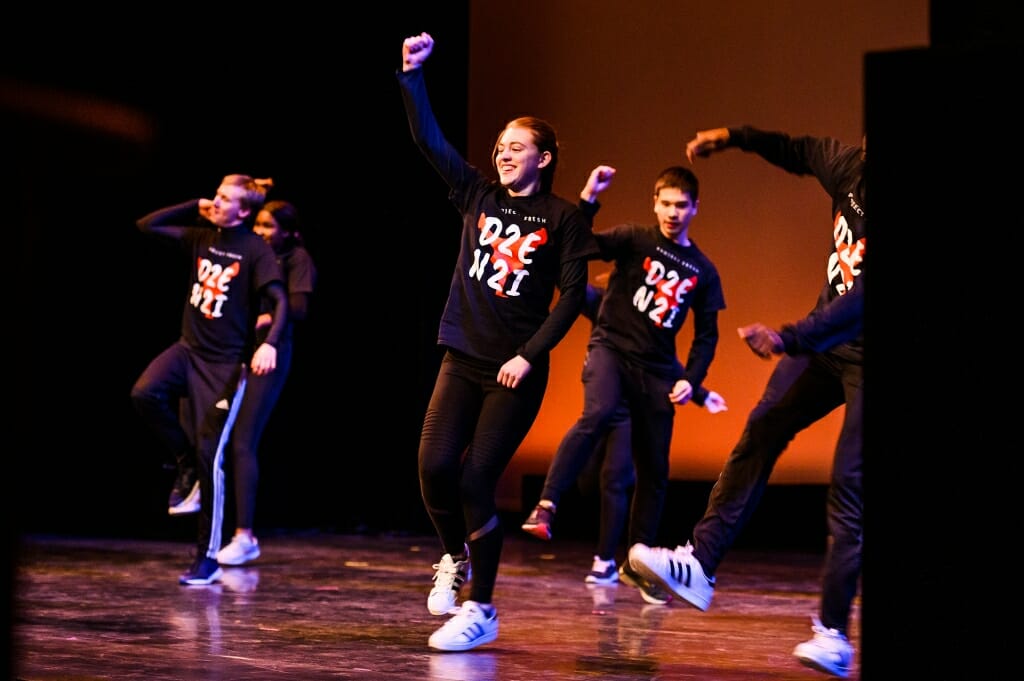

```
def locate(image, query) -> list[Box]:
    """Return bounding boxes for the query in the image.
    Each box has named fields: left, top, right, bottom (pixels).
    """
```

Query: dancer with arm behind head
left=131, top=174, right=286, bottom=586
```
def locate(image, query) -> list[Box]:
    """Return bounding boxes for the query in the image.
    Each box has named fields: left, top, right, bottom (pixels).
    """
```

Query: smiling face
left=493, top=124, right=551, bottom=196
left=253, top=209, right=287, bottom=252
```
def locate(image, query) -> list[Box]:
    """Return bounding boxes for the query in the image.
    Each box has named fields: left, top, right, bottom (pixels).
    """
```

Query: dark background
left=861, top=4, right=1023, bottom=676
left=8, top=7, right=471, bottom=539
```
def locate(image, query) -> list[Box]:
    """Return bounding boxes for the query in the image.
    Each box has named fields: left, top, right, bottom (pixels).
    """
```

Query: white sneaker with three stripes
left=628, top=542, right=715, bottom=610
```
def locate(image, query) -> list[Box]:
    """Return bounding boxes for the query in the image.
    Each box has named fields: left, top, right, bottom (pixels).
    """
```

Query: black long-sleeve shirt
left=728, top=126, right=865, bottom=362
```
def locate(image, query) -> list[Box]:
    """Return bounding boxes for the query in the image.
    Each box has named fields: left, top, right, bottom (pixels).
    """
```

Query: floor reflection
left=13, top=531, right=855, bottom=680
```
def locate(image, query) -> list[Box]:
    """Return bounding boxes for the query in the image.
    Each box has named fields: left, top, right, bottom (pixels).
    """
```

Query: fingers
left=685, top=133, right=709, bottom=163
left=409, top=32, right=433, bottom=49
left=498, top=355, right=532, bottom=389
left=685, top=129, right=727, bottom=163
left=738, top=324, right=772, bottom=358
left=498, top=371, right=522, bottom=388
left=669, top=380, right=693, bottom=405
left=706, top=400, right=728, bottom=414
left=589, top=165, right=616, bottom=186
left=746, top=338, right=774, bottom=360
left=685, top=142, right=699, bottom=164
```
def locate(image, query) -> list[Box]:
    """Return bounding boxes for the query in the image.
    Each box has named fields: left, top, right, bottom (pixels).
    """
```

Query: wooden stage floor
left=10, top=531, right=858, bottom=680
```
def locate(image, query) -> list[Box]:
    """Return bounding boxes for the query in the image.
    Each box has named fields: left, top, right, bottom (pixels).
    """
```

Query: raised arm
left=136, top=199, right=202, bottom=239
left=396, top=32, right=475, bottom=194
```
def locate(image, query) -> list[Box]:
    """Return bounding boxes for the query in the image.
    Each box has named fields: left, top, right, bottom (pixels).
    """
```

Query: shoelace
left=437, top=604, right=481, bottom=635
left=432, top=557, right=469, bottom=590
left=810, top=616, right=845, bottom=641
left=432, top=559, right=456, bottom=585
left=671, top=543, right=698, bottom=561
left=668, top=544, right=715, bottom=586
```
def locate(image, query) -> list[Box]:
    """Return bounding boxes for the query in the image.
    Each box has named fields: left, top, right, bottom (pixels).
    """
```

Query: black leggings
left=418, top=349, right=548, bottom=605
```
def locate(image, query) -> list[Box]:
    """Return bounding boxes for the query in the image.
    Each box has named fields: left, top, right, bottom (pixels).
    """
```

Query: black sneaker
left=521, top=503, right=555, bottom=541
left=179, top=556, right=222, bottom=586
left=168, top=466, right=200, bottom=515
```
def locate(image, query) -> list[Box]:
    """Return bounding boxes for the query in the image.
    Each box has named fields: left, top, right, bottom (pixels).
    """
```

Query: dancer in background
left=131, top=174, right=285, bottom=586
left=572, top=281, right=634, bottom=588
left=524, top=164, right=727, bottom=605
left=216, top=199, right=317, bottom=567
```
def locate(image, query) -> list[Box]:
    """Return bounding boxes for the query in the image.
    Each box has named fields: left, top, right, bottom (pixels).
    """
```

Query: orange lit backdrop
left=464, top=1, right=929, bottom=509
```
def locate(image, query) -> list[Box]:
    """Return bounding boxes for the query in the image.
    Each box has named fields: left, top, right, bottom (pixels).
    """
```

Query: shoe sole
left=216, top=548, right=260, bottom=566
left=428, top=604, right=461, bottom=616
left=618, top=568, right=670, bottom=605
left=584, top=573, right=619, bottom=585
left=795, top=655, right=850, bottom=678
left=168, top=483, right=201, bottom=515
left=521, top=524, right=551, bottom=541
left=179, top=567, right=223, bottom=586
left=428, top=628, right=499, bottom=652
left=168, top=503, right=200, bottom=516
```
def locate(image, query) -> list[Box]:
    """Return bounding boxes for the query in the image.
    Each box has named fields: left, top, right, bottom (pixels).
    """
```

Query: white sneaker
left=628, top=542, right=715, bottom=610
left=427, top=548, right=471, bottom=616
left=793, top=616, right=853, bottom=678
left=168, top=479, right=200, bottom=516
left=216, top=535, right=261, bottom=566
left=428, top=600, right=498, bottom=651
left=617, top=562, right=671, bottom=605
left=584, top=556, right=619, bottom=584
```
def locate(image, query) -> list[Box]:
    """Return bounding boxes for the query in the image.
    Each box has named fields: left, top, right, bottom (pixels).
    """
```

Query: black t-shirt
left=590, top=223, right=726, bottom=381
left=137, top=200, right=284, bottom=363
left=399, top=67, right=598, bottom=365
